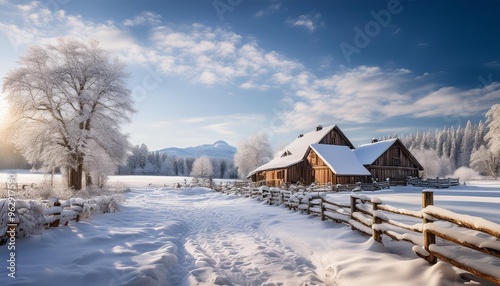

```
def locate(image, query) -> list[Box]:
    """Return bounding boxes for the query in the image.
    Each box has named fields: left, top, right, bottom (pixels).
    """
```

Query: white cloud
left=0, top=4, right=150, bottom=65
left=16, top=1, right=38, bottom=12
left=255, top=0, right=281, bottom=17
left=484, top=61, right=500, bottom=68
left=169, top=114, right=268, bottom=137
left=0, top=3, right=304, bottom=88
left=199, top=70, right=218, bottom=85
left=123, top=11, right=161, bottom=27
left=275, top=66, right=500, bottom=134
left=417, top=41, right=429, bottom=48
left=287, top=14, right=322, bottom=32
left=1, top=2, right=499, bottom=141
left=149, top=24, right=303, bottom=86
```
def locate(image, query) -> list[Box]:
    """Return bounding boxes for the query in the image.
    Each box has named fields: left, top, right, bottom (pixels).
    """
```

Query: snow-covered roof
left=310, top=144, right=371, bottom=176
left=353, top=138, right=398, bottom=165
left=249, top=125, right=338, bottom=175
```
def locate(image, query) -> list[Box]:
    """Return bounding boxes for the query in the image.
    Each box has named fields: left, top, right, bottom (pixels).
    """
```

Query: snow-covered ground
left=0, top=173, right=499, bottom=285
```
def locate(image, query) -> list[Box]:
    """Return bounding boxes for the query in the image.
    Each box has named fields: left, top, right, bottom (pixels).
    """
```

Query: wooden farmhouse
left=248, top=125, right=423, bottom=186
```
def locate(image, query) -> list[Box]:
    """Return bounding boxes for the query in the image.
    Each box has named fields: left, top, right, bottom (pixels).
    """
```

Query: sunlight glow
left=0, top=96, right=9, bottom=132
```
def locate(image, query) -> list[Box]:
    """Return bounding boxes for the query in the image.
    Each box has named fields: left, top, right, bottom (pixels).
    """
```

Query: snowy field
left=0, top=173, right=499, bottom=285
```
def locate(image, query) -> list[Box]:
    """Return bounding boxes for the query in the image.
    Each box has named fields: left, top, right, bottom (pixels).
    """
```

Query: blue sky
left=1, top=0, right=500, bottom=151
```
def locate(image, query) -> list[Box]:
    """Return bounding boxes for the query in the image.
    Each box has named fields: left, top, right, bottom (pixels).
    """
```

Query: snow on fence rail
left=0, top=195, right=120, bottom=245
left=215, top=185, right=499, bottom=284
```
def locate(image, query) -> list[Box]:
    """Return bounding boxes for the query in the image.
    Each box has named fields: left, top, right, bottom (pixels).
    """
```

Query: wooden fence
left=407, top=177, right=460, bottom=188
left=42, top=197, right=85, bottom=227
left=3, top=197, right=86, bottom=245
left=217, top=186, right=499, bottom=285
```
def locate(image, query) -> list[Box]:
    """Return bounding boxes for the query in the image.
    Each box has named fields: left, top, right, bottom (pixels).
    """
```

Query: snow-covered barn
left=248, top=125, right=423, bottom=186
left=354, top=138, right=424, bottom=184
left=248, top=125, right=355, bottom=186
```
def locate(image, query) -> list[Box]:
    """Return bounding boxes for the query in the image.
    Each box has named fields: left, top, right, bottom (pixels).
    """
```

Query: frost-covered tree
left=453, top=167, right=480, bottom=182
left=190, top=156, right=213, bottom=178
left=410, top=148, right=453, bottom=178
left=3, top=38, right=135, bottom=190
left=234, top=133, right=273, bottom=178
left=485, top=104, right=500, bottom=155
left=459, top=121, right=474, bottom=167
left=473, top=120, right=486, bottom=151
left=435, top=128, right=446, bottom=157
left=470, top=146, right=499, bottom=179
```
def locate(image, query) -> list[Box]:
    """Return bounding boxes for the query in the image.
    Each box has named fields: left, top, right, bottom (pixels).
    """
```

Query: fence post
left=307, top=198, right=311, bottom=215
left=50, top=199, right=62, bottom=228
left=320, top=198, right=326, bottom=221
left=350, top=195, right=357, bottom=230
left=372, top=200, right=382, bottom=243
left=422, top=190, right=437, bottom=264
left=73, top=202, right=84, bottom=222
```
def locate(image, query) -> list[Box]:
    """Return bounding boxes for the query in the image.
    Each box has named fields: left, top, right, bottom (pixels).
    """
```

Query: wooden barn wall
left=312, top=167, right=369, bottom=184
left=370, top=141, right=420, bottom=182
left=286, top=161, right=312, bottom=184
left=262, top=169, right=286, bottom=186
left=368, top=166, right=419, bottom=182
left=318, top=128, right=352, bottom=147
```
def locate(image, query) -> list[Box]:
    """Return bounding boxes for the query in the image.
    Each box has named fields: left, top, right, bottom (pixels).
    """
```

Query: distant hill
left=158, top=140, right=237, bottom=160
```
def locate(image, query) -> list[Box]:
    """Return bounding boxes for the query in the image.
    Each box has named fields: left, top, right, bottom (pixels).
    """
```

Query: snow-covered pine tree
left=485, top=104, right=500, bottom=155
left=449, top=128, right=458, bottom=170
left=436, top=127, right=446, bottom=157
left=473, top=120, right=486, bottom=151
left=459, top=121, right=475, bottom=167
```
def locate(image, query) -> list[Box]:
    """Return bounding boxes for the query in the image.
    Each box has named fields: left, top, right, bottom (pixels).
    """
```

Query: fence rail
left=215, top=184, right=499, bottom=285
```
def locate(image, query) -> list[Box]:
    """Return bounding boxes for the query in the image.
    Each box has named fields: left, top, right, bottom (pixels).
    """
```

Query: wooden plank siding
left=366, top=140, right=422, bottom=184
left=307, top=149, right=370, bottom=184
left=318, top=126, right=354, bottom=148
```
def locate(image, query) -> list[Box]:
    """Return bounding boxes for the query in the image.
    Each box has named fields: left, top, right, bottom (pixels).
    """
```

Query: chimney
left=371, top=138, right=379, bottom=143
left=298, top=134, right=304, bottom=138
left=316, top=125, right=323, bottom=131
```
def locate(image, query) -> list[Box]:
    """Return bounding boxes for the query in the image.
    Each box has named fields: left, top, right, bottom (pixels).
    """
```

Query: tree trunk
left=68, top=155, right=84, bottom=190
left=86, top=173, right=92, bottom=187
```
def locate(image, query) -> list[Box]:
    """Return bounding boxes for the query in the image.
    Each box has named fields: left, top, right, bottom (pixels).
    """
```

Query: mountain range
left=158, top=140, right=237, bottom=160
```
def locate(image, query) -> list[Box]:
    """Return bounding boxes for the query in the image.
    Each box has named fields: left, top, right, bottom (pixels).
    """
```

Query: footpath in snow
left=0, top=186, right=486, bottom=286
